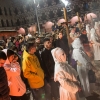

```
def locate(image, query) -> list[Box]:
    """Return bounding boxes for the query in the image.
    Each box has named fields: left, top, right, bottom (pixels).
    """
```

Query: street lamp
left=61, top=0, right=68, bottom=7
left=33, top=0, right=41, bottom=34
left=61, top=0, right=70, bottom=46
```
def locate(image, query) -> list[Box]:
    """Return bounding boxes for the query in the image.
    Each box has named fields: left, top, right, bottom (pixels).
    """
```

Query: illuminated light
left=61, top=0, right=68, bottom=7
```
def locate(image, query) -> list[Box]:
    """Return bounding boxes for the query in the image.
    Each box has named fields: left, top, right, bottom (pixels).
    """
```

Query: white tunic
left=54, top=62, right=80, bottom=100
left=51, top=47, right=86, bottom=100
left=86, top=24, right=91, bottom=41
left=90, top=28, right=100, bottom=60
left=72, top=38, right=92, bottom=97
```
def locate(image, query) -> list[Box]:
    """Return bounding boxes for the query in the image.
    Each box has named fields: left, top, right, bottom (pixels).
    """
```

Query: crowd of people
left=0, top=18, right=100, bottom=100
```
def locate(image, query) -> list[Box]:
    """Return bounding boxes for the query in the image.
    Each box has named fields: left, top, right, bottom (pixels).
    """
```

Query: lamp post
left=61, top=0, right=70, bottom=46
left=33, top=0, right=41, bottom=34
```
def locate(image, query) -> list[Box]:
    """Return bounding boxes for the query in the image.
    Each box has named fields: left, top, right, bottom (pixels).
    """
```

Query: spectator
left=22, top=42, right=45, bottom=100
left=41, top=38, right=59, bottom=100
left=8, top=37, right=16, bottom=49
left=3, top=49, right=26, bottom=100
left=0, top=51, right=10, bottom=100
left=55, top=31, right=70, bottom=63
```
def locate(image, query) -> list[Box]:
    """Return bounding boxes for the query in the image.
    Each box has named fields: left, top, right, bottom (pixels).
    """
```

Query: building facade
left=0, top=0, right=99, bottom=30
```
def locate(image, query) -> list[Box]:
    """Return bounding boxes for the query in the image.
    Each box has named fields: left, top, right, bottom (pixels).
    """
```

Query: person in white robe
left=90, top=22, right=100, bottom=60
left=51, top=47, right=85, bottom=100
left=86, top=24, right=91, bottom=41
left=70, top=27, right=80, bottom=41
left=72, top=38, right=94, bottom=97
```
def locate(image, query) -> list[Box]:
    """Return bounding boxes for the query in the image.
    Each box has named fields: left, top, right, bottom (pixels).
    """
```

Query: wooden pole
left=77, top=12, right=81, bottom=31
left=85, top=14, right=88, bottom=20
left=63, top=7, right=70, bottom=46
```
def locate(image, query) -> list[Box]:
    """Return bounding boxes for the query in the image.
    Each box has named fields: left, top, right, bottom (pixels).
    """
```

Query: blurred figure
left=72, top=38, right=95, bottom=97
left=55, top=31, right=69, bottom=63
left=22, top=42, right=45, bottom=100
left=3, top=49, right=26, bottom=100
left=90, top=22, right=100, bottom=61
left=8, top=37, right=16, bottom=49
left=41, top=38, right=59, bottom=100
left=51, top=47, right=82, bottom=100
left=0, top=51, right=10, bottom=100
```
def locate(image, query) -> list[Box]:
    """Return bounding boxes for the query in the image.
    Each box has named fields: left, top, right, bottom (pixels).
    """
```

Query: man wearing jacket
left=22, top=42, right=45, bottom=100
left=0, top=51, right=10, bottom=100
left=41, top=38, right=59, bottom=100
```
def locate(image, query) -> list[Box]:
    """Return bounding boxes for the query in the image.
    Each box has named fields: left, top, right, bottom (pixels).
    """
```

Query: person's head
left=26, top=42, right=36, bottom=54
left=58, top=31, right=63, bottom=39
left=19, top=36, right=24, bottom=43
left=7, top=38, right=10, bottom=43
left=0, top=51, right=7, bottom=67
left=25, top=35, right=29, bottom=41
left=49, top=36, right=53, bottom=43
left=51, top=47, right=66, bottom=63
left=43, top=38, right=52, bottom=49
left=12, top=54, right=18, bottom=63
left=11, top=37, right=16, bottom=43
left=35, top=37, right=41, bottom=44
left=0, top=40, right=6, bottom=48
left=10, top=46, right=18, bottom=53
left=72, top=38, right=83, bottom=49
left=27, top=37, right=35, bottom=43
left=0, top=46, right=3, bottom=50
left=7, top=49, right=15, bottom=63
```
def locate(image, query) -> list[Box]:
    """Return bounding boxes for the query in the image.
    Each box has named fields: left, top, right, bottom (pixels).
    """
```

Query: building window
left=0, top=7, right=2, bottom=15
left=1, top=20, right=4, bottom=27
left=16, top=19, right=20, bottom=26
left=4, top=7, right=7, bottom=15
left=9, top=8, right=12, bottom=16
left=6, top=20, right=9, bottom=27
left=11, top=20, right=13, bottom=26
left=14, top=8, right=18, bottom=15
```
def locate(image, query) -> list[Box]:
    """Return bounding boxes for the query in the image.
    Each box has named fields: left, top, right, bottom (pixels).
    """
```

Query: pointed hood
left=51, top=47, right=66, bottom=63
left=72, top=38, right=83, bottom=49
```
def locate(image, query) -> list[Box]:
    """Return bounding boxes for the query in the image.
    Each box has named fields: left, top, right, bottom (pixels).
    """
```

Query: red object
left=17, top=28, right=25, bottom=34
left=57, top=19, right=66, bottom=25
left=28, top=25, right=37, bottom=33
left=84, top=13, right=97, bottom=21
left=44, top=21, right=53, bottom=29
left=70, top=16, right=82, bottom=25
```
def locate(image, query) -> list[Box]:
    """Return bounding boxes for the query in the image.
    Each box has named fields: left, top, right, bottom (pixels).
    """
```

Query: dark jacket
left=35, top=50, right=44, bottom=71
left=41, top=48, right=55, bottom=81
left=55, top=36, right=69, bottom=56
left=8, top=41, right=14, bottom=49
left=0, top=67, right=10, bottom=100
